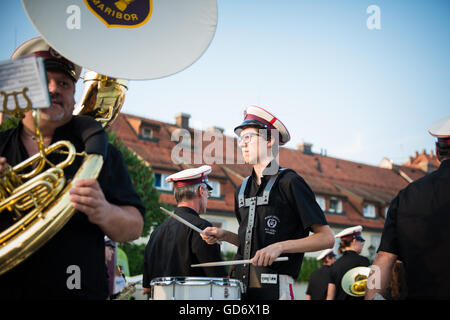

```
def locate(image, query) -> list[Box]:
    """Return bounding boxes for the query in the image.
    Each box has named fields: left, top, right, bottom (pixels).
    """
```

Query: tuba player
left=0, top=37, right=145, bottom=299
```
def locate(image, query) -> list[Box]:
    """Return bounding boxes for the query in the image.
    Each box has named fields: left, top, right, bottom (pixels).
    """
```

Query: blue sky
left=1, top=0, right=449, bottom=166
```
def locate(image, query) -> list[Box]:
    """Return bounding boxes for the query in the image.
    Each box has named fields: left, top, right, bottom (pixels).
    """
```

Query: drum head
left=22, top=0, right=218, bottom=80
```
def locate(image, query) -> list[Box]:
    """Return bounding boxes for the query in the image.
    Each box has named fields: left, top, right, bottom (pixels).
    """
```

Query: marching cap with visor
left=316, top=248, right=337, bottom=261
left=429, top=115, right=450, bottom=147
left=335, top=225, right=365, bottom=242
left=165, top=165, right=213, bottom=191
left=11, top=37, right=82, bottom=82
left=234, top=105, right=291, bottom=145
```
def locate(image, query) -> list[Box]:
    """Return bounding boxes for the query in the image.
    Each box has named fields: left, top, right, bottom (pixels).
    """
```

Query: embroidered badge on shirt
left=264, top=215, right=280, bottom=235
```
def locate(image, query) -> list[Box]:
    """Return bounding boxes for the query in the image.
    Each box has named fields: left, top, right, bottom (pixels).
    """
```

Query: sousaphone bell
left=341, top=266, right=371, bottom=297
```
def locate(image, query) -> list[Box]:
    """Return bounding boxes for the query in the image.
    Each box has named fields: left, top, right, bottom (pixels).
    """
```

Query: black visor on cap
left=44, top=59, right=76, bottom=82
left=234, top=119, right=268, bottom=135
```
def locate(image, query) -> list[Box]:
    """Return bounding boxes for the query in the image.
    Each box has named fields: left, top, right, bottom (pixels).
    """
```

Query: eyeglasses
left=238, top=132, right=260, bottom=145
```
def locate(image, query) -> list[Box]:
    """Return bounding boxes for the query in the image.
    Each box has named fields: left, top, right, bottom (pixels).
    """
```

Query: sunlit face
left=238, top=127, right=270, bottom=164
left=41, top=70, right=76, bottom=123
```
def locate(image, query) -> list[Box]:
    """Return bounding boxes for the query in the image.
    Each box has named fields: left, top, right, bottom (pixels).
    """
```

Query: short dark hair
left=338, top=239, right=353, bottom=254
left=437, top=140, right=450, bottom=160
left=174, top=183, right=206, bottom=203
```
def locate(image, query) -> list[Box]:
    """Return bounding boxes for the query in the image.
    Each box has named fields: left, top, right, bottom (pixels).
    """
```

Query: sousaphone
left=341, top=266, right=371, bottom=297
left=0, top=0, right=218, bottom=275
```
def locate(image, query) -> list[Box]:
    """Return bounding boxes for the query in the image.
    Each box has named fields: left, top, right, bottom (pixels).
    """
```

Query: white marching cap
left=165, top=165, right=213, bottom=190
left=234, top=105, right=291, bottom=145
left=428, top=115, right=450, bottom=138
left=335, top=225, right=364, bottom=241
left=316, top=248, right=336, bottom=261
left=11, top=36, right=82, bottom=82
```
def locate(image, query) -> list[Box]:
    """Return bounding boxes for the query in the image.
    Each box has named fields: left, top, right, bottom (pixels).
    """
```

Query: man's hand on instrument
left=69, top=178, right=111, bottom=225
left=0, top=157, right=9, bottom=174
left=251, top=243, right=283, bottom=267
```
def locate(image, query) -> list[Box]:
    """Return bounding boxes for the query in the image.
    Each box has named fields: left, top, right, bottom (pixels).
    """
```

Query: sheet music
left=0, top=56, right=50, bottom=112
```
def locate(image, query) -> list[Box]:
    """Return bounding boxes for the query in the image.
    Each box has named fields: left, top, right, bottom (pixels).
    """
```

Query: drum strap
left=238, top=168, right=285, bottom=286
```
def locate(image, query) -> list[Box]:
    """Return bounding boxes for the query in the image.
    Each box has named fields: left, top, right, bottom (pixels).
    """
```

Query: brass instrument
left=114, top=280, right=142, bottom=300
left=73, top=70, right=128, bottom=129
left=1, top=0, right=217, bottom=277
left=341, top=266, right=371, bottom=297
left=0, top=71, right=126, bottom=276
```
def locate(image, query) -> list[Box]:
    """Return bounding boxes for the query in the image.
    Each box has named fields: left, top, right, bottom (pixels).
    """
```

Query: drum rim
left=150, top=276, right=242, bottom=287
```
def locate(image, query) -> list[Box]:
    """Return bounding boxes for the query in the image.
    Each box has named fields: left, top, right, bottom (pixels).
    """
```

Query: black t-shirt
left=378, top=159, right=450, bottom=299
left=142, top=206, right=227, bottom=288
left=0, top=117, right=145, bottom=299
left=306, top=265, right=332, bottom=300
left=329, top=250, right=370, bottom=300
left=234, top=163, right=328, bottom=279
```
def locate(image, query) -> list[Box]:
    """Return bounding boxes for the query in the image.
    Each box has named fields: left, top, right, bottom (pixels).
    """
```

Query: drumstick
left=160, top=207, right=222, bottom=245
left=191, top=257, right=289, bottom=268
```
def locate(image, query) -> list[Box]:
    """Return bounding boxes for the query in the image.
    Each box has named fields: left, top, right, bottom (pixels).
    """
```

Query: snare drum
left=150, top=277, right=244, bottom=300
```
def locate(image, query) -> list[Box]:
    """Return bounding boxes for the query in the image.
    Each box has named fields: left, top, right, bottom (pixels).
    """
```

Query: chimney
left=206, top=126, right=225, bottom=134
left=298, top=142, right=313, bottom=155
left=175, top=112, right=191, bottom=129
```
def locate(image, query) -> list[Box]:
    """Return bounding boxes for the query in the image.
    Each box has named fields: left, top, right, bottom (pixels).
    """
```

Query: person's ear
left=436, top=145, right=441, bottom=162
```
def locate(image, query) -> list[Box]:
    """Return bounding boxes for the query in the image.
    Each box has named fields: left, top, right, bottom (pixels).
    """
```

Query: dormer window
left=142, top=127, right=153, bottom=139
left=329, top=197, right=343, bottom=214
left=363, top=203, right=376, bottom=218
left=139, top=123, right=159, bottom=141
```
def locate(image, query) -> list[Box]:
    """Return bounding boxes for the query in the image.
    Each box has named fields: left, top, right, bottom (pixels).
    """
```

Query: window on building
left=153, top=173, right=173, bottom=191
left=141, top=127, right=153, bottom=139
left=315, top=196, right=326, bottom=211
left=384, top=206, right=389, bottom=219
left=329, top=197, right=343, bottom=214
left=208, top=180, right=221, bottom=198
left=363, top=204, right=376, bottom=218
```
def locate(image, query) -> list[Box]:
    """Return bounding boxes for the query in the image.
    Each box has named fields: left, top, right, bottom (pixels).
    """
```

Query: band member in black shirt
left=202, top=106, right=334, bottom=300
left=0, top=37, right=144, bottom=299
left=327, top=225, right=370, bottom=300
left=142, top=165, right=227, bottom=297
left=306, top=248, right=336, bottom=300
left=366, top=116, right=450, bottom=300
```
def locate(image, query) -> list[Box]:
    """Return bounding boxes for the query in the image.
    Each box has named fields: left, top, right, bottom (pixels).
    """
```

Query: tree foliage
left=0, top=116, right=21, bottom=131
left=107, top=131, right=166, bottom=237
left=296, top=256, right=321, bottom=282
left=108, top=131, right=169, bottom=276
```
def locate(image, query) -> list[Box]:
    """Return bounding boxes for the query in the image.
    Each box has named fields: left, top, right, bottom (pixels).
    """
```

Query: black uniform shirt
left=329, top=250, right=370, bottom=300
left=306, top=265, right=332, bottom=300
left=378, top=159, right=450, bottom=299
left=0, top=117, right=145, bottom=299
left=234, top=162, right=328, bottom=279
left=142, top=206, right=227, bottom=288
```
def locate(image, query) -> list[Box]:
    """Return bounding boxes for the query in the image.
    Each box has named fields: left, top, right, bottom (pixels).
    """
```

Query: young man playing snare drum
left=202, top=106, right=334, bottom=300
